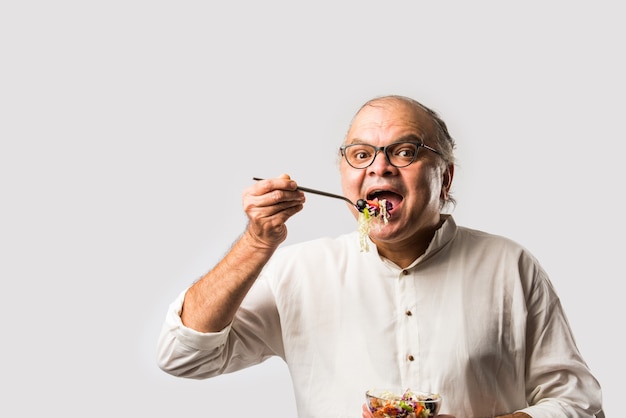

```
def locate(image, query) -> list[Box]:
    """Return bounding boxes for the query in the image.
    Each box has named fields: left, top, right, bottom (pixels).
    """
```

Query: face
left=340, top=98, right=453, bottom=247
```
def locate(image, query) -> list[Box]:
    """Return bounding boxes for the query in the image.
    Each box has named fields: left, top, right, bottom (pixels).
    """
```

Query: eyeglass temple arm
left=420, top=143, right=442, bottom=155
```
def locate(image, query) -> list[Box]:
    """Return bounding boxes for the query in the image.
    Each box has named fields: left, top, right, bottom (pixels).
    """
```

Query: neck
left=373, top=215, right=447, bottom=269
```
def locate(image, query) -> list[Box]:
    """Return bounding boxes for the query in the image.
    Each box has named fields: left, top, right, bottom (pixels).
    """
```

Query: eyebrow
left=394, top=134, right=424, bottom=143
left=347, top=133, right=425, bottom=145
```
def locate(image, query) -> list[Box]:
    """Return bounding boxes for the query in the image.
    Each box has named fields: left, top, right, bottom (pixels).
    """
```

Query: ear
left=440, top=163, right=454, bottom=200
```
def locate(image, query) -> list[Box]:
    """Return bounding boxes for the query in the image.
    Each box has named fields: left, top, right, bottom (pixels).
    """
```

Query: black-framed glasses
left=339, top=141, right=442, bottom=169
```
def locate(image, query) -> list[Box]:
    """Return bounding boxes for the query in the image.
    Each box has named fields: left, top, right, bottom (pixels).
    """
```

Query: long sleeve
left=517, top=259, right=602, bottom=417
left=157, top=278, right=285, bottom=379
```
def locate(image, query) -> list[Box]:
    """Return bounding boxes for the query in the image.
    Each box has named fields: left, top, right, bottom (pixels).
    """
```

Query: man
left=157, top=95, right=603, bottom=417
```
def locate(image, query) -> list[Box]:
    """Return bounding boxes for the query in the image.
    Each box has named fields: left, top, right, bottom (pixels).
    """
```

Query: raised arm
left=180, top=174, right=305, bottom=332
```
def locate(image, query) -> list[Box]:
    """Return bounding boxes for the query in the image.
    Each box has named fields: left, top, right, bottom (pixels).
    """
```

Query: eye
left=392, top=143, right=418, bottom=159
left=348, top=145, right=374, bottom=161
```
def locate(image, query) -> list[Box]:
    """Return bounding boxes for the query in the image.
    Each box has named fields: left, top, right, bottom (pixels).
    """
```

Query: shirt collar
left=378, top=214, right=457, bottom=269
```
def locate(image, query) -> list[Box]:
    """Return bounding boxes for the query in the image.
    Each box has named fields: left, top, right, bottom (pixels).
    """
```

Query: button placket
left=397, top=268, right=419, bottom=383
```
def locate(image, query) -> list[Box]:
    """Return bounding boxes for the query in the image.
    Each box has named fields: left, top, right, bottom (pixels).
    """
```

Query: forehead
left=346, top=99, right=435, bottom=143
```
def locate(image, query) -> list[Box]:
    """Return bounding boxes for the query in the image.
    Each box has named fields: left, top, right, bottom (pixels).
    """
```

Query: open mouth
left=367, top=190, right=403, bottom=212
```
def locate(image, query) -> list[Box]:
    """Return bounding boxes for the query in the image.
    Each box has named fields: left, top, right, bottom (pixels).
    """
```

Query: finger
left=245, top=189, right=305, bottom=216
left=252, top=175, right=298, bottom=195
left=246, top=177, right=304, bottom=212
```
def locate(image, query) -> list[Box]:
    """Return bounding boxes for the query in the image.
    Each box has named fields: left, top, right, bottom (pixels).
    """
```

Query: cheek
left=410, top=168, right=444, bottom=204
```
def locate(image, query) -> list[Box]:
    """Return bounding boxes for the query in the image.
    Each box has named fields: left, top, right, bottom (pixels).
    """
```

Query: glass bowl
left=365, top=388, right=442, bottom=418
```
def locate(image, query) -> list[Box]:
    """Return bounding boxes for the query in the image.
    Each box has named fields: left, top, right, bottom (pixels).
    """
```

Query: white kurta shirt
left=157, top=216, right=602, bottom=418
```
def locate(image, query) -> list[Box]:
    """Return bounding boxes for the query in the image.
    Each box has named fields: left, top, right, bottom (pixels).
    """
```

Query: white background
left=1, top=2, right=622, bottom=417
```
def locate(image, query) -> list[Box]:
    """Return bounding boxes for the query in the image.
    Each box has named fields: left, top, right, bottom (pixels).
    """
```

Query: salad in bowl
left=365, top=388, right=442, bottom=418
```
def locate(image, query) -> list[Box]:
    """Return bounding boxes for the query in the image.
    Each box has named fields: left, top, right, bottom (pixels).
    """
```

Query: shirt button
left=402, top=270, right=409, bottom=275
left=405, top=310, right=412, bottom=316
left=407, top=354, right=415, bottom=361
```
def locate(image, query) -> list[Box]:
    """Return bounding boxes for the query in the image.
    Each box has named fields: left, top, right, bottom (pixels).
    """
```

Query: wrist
left=242, top=227, right=283, bottom=253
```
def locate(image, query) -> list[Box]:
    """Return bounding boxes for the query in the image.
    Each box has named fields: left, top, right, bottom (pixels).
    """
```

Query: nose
left=367, top=148, right=396, bottom=175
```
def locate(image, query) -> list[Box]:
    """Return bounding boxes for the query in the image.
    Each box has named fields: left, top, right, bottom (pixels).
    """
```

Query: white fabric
left=157, top=216, right=602, bottom=418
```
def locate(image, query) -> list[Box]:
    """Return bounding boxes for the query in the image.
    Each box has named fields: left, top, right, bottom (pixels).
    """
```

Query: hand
left=243, top=174, right=305, bottom=250
left=361, top=403, right=373, bottom=418
left=361, top=403, right=456, bottom=418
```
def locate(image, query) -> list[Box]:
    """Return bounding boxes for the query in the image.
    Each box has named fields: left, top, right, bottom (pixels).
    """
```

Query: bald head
left=349, top=95, right=456, bottom=164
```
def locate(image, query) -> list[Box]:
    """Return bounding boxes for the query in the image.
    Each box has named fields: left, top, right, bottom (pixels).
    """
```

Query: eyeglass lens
left=343, top=142, right=420, bottom=168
